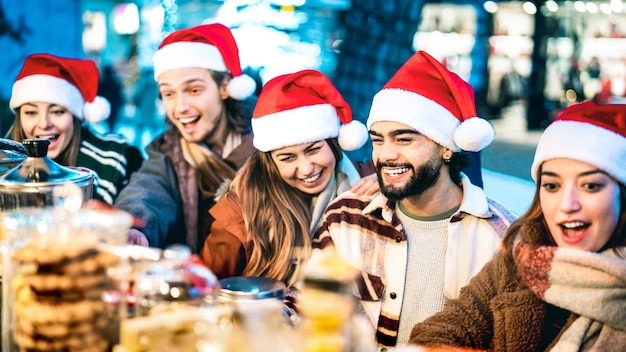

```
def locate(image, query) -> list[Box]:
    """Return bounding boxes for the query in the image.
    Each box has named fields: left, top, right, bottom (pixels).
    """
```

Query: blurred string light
left=545, top=1, right=559, bottom=12
left=113, top=3, right=140, bottom=35
left=586, top=2, right=599, bottom=13
left=486, top=1, right=625, bottom=15
left=611, top=0, right=624, bottom=12
left=600, top=2, right=612, bottom=13
left=161, top=0, right=179, bottom=38
left=522, top=1, right=537, bottom=15
left=483, top=1, right=498, bottom=14
left=574, top=1, right=587, bottom=12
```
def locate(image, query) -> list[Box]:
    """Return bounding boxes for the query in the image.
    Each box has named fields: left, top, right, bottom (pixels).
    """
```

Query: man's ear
left=220, top=76, right=232, bottom=100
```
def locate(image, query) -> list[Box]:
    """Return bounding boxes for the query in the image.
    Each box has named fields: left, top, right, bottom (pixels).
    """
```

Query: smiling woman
left=7, top=53, right=143, bottom=205
left=200, top=69, right=376, bottom=288
left=407, top=100, right=626, bottom=351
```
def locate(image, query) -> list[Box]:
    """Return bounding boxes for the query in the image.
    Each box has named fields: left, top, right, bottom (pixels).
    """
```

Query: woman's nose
left=560, top=186, right=581, bottom=214
left=297, top=156, right=315, bottom=175
left=37, top=113, right=52, bottom=128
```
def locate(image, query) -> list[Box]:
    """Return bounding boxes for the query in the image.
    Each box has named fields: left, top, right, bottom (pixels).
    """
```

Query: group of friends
left=6, top=22, right=626, bottom=351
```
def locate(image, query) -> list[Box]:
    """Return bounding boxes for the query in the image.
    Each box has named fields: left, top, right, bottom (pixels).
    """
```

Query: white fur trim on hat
left=10, top=74, right=84, bottom=118
left=531, top=120, right=626, bottom=184
left=227, top=74, right=256, bottom=100
left=252, top=104, right=340, bottom=152
left=367, top=88, right=460, bottom=151
left=83, top=96, right=111, bottom=124
left=153, top=41, right=227, bottom=79
left=338, top=120, right=368, bottom=151
left=454, top=117, right=494, bottom=152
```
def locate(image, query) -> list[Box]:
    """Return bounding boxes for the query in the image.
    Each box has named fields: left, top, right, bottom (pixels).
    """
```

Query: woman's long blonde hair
left=231, top=139, right=342, bottom=287
left=7, top=108, right=82, bottom=166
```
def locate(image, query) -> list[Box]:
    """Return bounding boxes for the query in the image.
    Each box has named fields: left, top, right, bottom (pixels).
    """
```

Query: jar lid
left=219, top=276, right=286, bottom=301
left=0, top=138, right=27, bottom=174
left=0, top=139, right=94, bottom=189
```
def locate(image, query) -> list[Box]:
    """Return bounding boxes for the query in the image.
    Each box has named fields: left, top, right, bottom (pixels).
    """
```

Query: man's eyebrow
left=390, top=129, right=420, bottom=137
left=159, top=78, right=204, bottom=88
left=369, top=129, right=420, bottom=137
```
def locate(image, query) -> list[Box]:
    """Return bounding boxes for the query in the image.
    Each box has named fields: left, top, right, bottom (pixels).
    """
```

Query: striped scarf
left=515, top=242, right=626, bottom=351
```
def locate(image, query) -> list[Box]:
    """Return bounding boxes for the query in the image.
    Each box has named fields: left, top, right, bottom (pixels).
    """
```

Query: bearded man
left=311, top=51, right=517, bottom=351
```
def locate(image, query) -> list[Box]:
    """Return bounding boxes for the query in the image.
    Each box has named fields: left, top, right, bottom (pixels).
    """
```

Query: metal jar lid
left=0, top=139, right=94, bottom=192
left=219, top=276, right=286, bottom=301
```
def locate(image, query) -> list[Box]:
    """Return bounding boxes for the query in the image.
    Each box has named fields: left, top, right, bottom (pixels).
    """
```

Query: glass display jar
left=216, top=276, right=299, bottom=352
left=1, top=205, right=133, bottom=352
left=117, top=245, right=225, bottom=352
left=132, top=244, right=221, bottom=316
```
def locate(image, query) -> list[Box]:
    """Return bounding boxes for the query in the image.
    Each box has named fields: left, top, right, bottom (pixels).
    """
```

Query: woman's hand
left=350, top=173, right=379, bottom=196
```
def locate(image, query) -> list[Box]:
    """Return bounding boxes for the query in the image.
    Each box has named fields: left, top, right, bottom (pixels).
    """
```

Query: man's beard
left=376, top=154, right=442, bottom=201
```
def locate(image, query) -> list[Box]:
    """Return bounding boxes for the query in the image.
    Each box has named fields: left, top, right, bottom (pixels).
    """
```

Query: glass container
left=118, top=245, right=225, bottom=352
left=1, top=204, right=133, bottom=352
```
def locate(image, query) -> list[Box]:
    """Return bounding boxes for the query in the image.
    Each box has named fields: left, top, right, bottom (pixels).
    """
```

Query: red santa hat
left=531, top=101, right=626, bottom=184
left=367, top=50, right=494, bottom=152
left=10, top=54, right=110, bottom=123
left=153, top=23, right=256, bottom=100
left=251, top=69, right=368, bottom=152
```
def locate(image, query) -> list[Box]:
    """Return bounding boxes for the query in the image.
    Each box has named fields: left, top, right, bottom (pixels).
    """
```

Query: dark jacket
left=114, top=127, right=255, bottom=252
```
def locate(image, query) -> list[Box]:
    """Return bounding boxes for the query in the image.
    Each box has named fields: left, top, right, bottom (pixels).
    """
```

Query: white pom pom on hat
left=338, top=119, right=369, bottom=151
left=153, top=23, right=256, bottom=101
left=454, top=116, right=494, bottom=152
left=84, top=96, right=111, bottom=124
left=9, top=53, right=111, bottom=123
left=367, top=50, right=494, bottom=152
left=251, top=69, right=368, bottom=152
left=227, top=74, right=257, bottom=101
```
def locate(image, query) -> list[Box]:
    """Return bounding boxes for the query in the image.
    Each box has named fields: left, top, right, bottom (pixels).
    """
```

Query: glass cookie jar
left=1, top=205, right=133, bottom=352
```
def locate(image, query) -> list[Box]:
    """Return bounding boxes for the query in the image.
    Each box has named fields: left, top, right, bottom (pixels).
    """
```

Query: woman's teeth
left=179, top=116, right=200, bottom=124
left=36, top=134, right=58, bottom=140
left=302, top=173, right=321, bottom=183
left=560, top=221, right=588, bottom=234
left=383, top=167, right=409, bottom=176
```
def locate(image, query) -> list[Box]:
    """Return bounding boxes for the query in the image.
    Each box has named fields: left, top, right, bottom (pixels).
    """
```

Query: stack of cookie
left=11, top=240, right=119, bottom=352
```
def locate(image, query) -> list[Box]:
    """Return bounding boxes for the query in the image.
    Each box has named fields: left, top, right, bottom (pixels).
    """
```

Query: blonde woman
left=8, top=53, right=143, bottom=204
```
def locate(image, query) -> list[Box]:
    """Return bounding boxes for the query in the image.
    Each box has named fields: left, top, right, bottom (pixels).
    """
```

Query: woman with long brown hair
left=408, top=101, right=626, bottom=351
left=8, top=53, right=143, bottom=204
left=201, top=69, right=378, bottom=287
